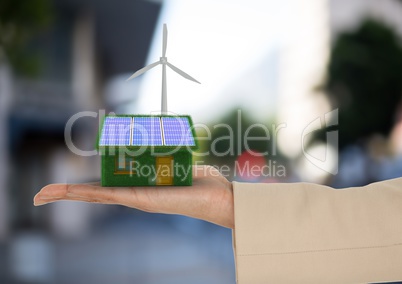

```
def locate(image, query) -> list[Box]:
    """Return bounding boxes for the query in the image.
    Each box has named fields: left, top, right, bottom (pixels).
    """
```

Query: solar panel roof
left=99, top=117, right=132, bottom=146
left=162, top=117, right=196, bottom=146
left=132, top=117, right=163, bottom=146
left=99, top=116, right=196, bottom=147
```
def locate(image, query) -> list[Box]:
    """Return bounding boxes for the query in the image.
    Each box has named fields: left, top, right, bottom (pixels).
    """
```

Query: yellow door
left=156, top=156, right=173, bottom=185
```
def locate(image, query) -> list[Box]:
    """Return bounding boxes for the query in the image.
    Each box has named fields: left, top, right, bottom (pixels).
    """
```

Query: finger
left=33, top=183, right=104, bottom=206
left=34, top=188, right=158, bottom=215
left=34, top=195, right=107, bottom=206
left=34, top=183, right=161, bottom=212
left=34, top=183, right=96, bottom=200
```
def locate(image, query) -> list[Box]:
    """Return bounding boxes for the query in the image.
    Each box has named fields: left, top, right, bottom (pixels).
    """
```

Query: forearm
left=232, top=179, right=402, bottom=283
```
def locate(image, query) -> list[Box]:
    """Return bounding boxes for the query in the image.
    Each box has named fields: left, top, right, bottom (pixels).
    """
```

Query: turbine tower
left=127, top=24, right=200, bottom=114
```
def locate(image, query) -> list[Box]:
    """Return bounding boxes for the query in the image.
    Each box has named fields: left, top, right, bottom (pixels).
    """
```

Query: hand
left=34, top=165, right=234, bottom=229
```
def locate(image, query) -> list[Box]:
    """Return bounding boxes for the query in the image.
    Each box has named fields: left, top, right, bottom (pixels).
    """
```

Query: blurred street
left=2, top=210, right=234, bottom=283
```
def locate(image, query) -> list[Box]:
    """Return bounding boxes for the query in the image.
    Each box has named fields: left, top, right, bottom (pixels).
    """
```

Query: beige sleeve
left=232, top=179, right=402, bottom=284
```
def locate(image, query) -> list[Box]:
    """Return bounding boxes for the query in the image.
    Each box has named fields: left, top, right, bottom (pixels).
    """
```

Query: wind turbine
left=127, top=24, right=200, bottom=114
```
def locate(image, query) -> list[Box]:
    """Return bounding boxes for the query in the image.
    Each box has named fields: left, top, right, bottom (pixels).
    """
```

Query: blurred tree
left=209, top=109, right=271, bottom=160
left=202, top=108, right=287, bottom=166
left=0, top=0, right=52, bottom=75
left=321, top=19, right=402, bottom=148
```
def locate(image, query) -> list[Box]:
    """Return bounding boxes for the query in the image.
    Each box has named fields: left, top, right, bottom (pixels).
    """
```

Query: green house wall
left=101, top=149, right=193, bottom=187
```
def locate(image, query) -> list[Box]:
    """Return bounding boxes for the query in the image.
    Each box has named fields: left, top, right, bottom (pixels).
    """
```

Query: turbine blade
left=166, top=62, right=201, bottom=84
left=162, top=24, right=168, bottom=57
left=126, top=61, right=160, bottom=81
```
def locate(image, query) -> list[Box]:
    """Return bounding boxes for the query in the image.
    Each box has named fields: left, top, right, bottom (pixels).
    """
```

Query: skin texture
left=34, top=165, right=235, bottom=229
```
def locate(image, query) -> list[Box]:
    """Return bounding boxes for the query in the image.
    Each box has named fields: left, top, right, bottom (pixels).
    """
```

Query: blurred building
left=329, top=0, right=402, bottom=39
left=4, top=0, right=160, bottom=233
left=1, top=0, right=162, bottom=282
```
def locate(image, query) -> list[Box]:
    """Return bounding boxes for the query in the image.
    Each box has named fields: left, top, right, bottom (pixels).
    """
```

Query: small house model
left=98, top=115, right=197, bottom=186
left=98, top=24, right=200, bottom=187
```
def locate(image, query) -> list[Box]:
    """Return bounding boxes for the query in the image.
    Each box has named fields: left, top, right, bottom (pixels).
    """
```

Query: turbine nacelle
left=160, top=57, right=167, bottom=64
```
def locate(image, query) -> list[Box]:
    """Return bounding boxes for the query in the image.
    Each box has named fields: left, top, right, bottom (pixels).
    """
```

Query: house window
left=115, top=155, right=135, bottom=175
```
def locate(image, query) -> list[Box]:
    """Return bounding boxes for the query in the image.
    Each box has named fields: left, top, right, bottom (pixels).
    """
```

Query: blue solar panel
left=161, top=117, right=195, bottom=146
left=99, top=117, right=132, bottom=146
left=132, top=117, right=163, bottom=146
left=99, top=116, right=196, bottom=147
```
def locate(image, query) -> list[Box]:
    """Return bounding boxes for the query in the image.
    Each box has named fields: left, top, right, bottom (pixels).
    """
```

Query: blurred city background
left=1, top=0, right=402, bottom=283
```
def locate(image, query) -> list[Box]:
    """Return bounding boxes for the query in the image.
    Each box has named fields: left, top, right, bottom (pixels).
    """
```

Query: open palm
left=34, top=165, right=234, bottom=228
